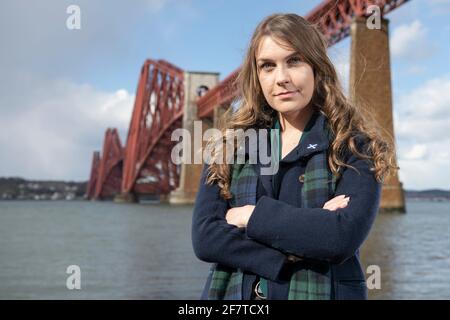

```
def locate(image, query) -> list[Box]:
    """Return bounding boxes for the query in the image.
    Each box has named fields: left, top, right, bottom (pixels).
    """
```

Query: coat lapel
left=249, top=110, right=332, bottom=198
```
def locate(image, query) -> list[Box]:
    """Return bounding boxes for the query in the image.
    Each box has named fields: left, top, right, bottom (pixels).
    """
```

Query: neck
left=278, top=105, right=315, bottom=134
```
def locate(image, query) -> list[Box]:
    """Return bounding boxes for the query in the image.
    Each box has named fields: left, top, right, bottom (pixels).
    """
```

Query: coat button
left=298, top=174, right=305, bottom=183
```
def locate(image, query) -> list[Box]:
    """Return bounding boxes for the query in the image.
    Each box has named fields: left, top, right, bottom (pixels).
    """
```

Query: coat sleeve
left=246, top=141, right=382, bottom=265
left=191, top=164, right=290, bottom=281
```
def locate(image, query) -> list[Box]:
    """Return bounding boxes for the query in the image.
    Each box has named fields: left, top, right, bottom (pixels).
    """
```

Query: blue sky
left=0, top=0, right=449, bottom=190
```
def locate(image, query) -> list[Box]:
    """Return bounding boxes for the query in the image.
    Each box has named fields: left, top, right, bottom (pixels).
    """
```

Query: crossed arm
left=191, top=152, right=382, bottom=280
left=191, top=164, right=289, bottom=281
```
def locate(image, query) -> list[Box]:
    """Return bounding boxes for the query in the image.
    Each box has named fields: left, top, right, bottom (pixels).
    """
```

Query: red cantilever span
left=93, top=128, right=124, bottom=200
left=121, top=59, right=185, bottom=198
left=86, top=151, right=100, bottom=199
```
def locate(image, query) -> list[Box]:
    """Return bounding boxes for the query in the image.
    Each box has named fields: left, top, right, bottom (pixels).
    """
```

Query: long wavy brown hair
left=206, top=13, right=399, bottom=200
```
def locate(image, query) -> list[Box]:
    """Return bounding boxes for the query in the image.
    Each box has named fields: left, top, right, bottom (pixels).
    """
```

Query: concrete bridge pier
left=349, top=16, right=406, bottom=213
left=169, top=71, right=219, bottom=204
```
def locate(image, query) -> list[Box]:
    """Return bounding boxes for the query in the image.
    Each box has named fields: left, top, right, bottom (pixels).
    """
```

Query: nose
left=275, top=66, right=290, bottom=87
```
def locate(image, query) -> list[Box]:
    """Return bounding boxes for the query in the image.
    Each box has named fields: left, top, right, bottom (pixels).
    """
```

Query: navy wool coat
left=191, top=111, right=382, bottom=300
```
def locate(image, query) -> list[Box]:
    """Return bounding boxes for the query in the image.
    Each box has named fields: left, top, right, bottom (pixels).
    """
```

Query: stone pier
left=349, top=16, right=406, bottom=213
left=169, top=71, right=219, bottom=204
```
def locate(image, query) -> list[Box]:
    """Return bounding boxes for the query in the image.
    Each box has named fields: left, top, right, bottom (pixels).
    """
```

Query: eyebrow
left=256, top=52, right=300, bottom=63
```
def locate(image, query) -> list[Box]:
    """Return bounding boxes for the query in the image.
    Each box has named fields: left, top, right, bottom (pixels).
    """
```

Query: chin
left=274, top=103, right=308, bottom=115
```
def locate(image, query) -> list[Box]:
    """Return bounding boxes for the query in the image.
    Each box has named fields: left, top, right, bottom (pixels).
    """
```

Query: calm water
left=0, top=200, right=449, bottom=299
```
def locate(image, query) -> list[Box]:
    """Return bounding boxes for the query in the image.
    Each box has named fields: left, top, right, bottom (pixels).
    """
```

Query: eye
left=259, top=62, right=274, bottom=70
left=259, top=56, right=302, bottom=71
left=288, top=57, right=302, bottom=65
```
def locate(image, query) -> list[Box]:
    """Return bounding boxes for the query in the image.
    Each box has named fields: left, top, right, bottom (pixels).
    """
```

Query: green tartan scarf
left=206, top=115, right=337, bottom=300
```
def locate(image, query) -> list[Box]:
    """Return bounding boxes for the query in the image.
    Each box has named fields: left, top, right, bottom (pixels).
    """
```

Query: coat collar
left=243, top=109, right=331, bottom=162
left=277, top=109, right=331, bottom=163
left=244, top=109, right=332, bottom=198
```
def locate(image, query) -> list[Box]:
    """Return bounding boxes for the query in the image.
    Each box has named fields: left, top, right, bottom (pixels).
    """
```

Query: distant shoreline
left=404, top=190, right=450, bottom=202
left=1, top=177, right=449, bottom=201
left=0, top=177, right=86, bottom=201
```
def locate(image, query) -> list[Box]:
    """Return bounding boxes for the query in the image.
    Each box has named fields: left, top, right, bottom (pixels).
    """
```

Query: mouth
left=275, top=90, right=299, bottom=98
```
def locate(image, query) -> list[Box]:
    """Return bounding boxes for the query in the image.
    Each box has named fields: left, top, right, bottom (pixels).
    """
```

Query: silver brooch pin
left=307, top=143, right=318, bottom=149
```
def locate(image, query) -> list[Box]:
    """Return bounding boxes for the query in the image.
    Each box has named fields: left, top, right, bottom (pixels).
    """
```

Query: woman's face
left=256, top=36, right=315, bottom=116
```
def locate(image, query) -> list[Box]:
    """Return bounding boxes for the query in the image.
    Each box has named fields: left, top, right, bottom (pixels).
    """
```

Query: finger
left=337, top=197, right=350, bottom=203
left=324, top=203, right=338, bottom=210
left=337, top=201, right=349, bottom=208
left=324, top=199, right=349, bottom=211
left=325, top=197, right=340, bottom=205
left=327, top=197, right=349, bottom=206
left=336, top=199, right=349, bottom=206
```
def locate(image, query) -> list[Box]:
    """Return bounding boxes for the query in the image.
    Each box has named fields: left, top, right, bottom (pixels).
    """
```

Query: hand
left=323, top=194, right=350, bottom=211
left=225, top=205, right=255, bottom=228
left=287, top=254, right=303, bottom=263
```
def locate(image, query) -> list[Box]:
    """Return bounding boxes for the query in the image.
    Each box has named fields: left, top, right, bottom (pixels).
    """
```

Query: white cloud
left=0, top=72, right=134, bottom=181
left=396, top=76, right=450, bottom=126
left=394, top=75, right=450, bottom=190
left=0, top=1, right=200, bottom=182
left=403, top=65, right=427, bottom=75
left=390, top=20, right=433, bottom=60
left=333, top=59, right=350, bottom=95
left=328, top=43, right=350, bottom=95
left=403, top=144, right=428, bottom=160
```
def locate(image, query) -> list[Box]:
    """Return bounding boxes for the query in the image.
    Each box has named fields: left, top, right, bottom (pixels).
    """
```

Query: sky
left=0, top=0, right=449, bottom=190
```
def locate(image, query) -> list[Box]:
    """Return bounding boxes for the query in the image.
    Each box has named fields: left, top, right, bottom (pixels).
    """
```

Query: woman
left=191, top=13, right=398, bottom=300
